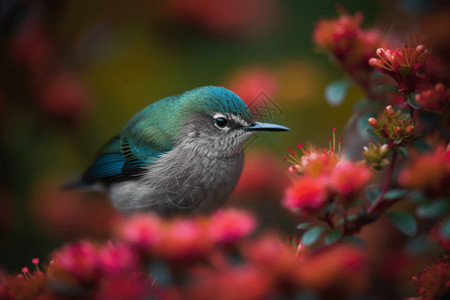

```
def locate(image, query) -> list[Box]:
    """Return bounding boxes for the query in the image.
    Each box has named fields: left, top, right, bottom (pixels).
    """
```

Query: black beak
left=242, top=121, right=290, bottom=132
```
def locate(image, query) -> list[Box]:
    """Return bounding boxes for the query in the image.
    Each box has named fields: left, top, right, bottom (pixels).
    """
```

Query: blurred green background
left=0, top=0, right=386, bottom=270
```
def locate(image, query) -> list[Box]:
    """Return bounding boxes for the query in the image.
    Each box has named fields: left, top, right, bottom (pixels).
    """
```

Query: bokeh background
left=0, top=0, right=439, bottom=282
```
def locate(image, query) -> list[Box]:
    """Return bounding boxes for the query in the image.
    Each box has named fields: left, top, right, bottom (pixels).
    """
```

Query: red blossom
left=399, top=146, right=450, bottom=195
left=98, top=243, right=139, bottom=275
left=410, top=260, right=450, bottom=299
left=208, top=209, right=257, bottom=244
left=415, top=82, right=450, bottom=111
left=187, top=264, right=272, bottom=300
left=116, top=213, right=162, bottom=251
left=313, top=12, right=382, bottom=72
left=283, top=176, right=328, bottom=213
left=369, top=45, right=431, bottom=93
left=298, top=245, right=368, bottom=297
left=156, top=219, right=212, bottom=263
left=330, top=161, right=372, bottom=201
left=48, top=241, right=100, bottom=285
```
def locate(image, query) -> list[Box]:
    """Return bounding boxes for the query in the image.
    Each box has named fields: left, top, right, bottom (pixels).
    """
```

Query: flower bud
left=368, top=117, right=378, bottom=128
left=394, top=126, right=402, bottom=135
left=385, top=105, right=395, bottom=117
left=436, top=83, right=445, bottom=93
left=380, top=144, right=389, bottom=156
left=368, top=58, right=384, bottom=69
left=406, top=125, right=414, bottom=135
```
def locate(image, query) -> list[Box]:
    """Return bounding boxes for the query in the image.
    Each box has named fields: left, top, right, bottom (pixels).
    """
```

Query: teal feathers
left=80, top=86, right=252, bottom=184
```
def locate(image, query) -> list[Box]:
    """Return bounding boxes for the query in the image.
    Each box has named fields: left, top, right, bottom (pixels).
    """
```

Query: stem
left=343, top=207, right=348, bottom=235
left=367, top=150, right=399, bottom=215
left=319, top=212, right=335, bottom=229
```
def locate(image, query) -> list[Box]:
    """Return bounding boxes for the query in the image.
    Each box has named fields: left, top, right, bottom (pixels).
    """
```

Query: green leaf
left=302, top=226, right=326, bottom=246
left=337, top=215, right=358, bottom=226
left=366, top=189, right=380, bottom=203
left=396, top=146, right=408, bottom=160
left=325, top=229, right=342, bottom=245
left=378, top=85, right=399, bottom=93
left=325, top=79, right=352, bottom=107
left=441, top=218, right=450, bottom=238
left=387, top=211, right=418, bottom=236
left=407, top=93, right=421, bottom=109
left=296, top=222, right=312, bottom=230
left=383, top=189, right=410, bottom=200
left=417, top=199, right=450, bottom=218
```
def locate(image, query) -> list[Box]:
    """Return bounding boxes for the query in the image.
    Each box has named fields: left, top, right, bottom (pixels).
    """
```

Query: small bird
left=67, top=86, right=289, bottom=215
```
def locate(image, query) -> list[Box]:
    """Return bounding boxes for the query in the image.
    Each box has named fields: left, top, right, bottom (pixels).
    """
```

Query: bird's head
left=176, top=86, right=289, bottom=158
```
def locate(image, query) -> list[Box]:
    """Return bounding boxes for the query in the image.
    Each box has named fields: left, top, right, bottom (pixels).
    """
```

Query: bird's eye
left=215, top=117, right=228, bottom=128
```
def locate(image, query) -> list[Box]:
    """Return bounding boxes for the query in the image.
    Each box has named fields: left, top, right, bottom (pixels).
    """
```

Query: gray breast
left=108, top=144, right=244, bottom=215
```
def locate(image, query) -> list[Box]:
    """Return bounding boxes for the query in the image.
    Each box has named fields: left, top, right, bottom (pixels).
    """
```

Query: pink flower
left=209, top=209, right=257, bottom=244
left=49, top=241, right=100, bottom=283
left=98, top=243, right=138, bottom=275
left=116, top=214, right=162, bottom=251
left=415, top=83, right=450, bottom=111
left=283, top=176, right=328, bottom=213
left=157, top=219, right=212, bottom=262
left=369, top=45, right=431, bottom=93
left=410, top=260, right=450, bottom=299
left=313, top=12, right=382, bottom=72
left=330, top=161, right=372, bottom=200
left=399, top=146, right=450, bottom=194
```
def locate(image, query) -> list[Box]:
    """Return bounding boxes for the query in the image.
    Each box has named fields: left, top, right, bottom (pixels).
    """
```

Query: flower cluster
left=369, top=45, right=431, bottom=93
left=410, top=259, right=450, bottom=299
left=399, top=146, right=450, bottom=196
left=368, top=105, right=415, bottom=144
left=415, top=83, right=450, bottom=111
left=284, top=130, right=372, bottom=215
left=0, top=209, right=370, bottom=299
left=313, top=12, right=382, bottom=73
left=363, top=143, right=389, bottom=170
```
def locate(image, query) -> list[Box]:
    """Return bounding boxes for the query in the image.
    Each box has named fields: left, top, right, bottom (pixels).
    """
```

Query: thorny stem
left=367, top=150, right=399, bottom=215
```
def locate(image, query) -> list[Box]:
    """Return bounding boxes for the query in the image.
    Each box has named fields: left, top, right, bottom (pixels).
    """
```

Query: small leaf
left=387, top=211, right=418, bottom=236
left=417, top=199, right=450, bottom=218
left=378, top=85, right=399, bottom=93
left=366, top=189, right=380, bottom=203
left=325, top=229, right=342, bottom=245
left=383, top=189, right=409, bottom=200
left=407, top=93, right=421, bottom=109
left=396, top=146, right=408, bottom=160
left=302, top=226, right=326, bottom=246
left=325, top=79, right=352, bottom=107
left=296, top=222, right=312, bottom=230
left=337, top=215, right=358, bottom=226
left=441, top=218, right=450, bottom=238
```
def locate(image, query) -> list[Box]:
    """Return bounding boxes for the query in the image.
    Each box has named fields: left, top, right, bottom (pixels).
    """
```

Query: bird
left=66, top=86, right=289, bottom=215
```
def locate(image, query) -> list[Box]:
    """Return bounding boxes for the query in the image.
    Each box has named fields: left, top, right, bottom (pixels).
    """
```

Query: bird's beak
left=242, top=121, right=290, bottom=132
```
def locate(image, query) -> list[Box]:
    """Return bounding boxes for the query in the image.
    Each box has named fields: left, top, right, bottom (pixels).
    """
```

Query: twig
left=367, top=150, right=399, bottom=215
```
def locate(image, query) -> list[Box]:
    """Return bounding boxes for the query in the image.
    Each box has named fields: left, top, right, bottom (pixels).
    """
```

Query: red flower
left=298, top=245, right=368, bottom=297
left=415, top=83, right=450, bottom=111
left=187, top=264, right=272, bottom=300
left=399, top=146, right=450, bottom=194
left=369, top=45, right=431, bottom=93
left=156, top=219, right=212, bottom=262
left=98, top=243, right=139, bottom=275
left=208, top=209, right=257, bottom=244
left=411, top=260, right=450, bottom=299
left=283, top=176, right=328, bottom=213
left=116, top=214, right=163, bottom=251
left=49, top=241, right=100, bottom=284
left=330, top=161, right=372, bottom=201
left=96, top=273, right=148, bottom=300
left=313, top=12, right=382, bottom=72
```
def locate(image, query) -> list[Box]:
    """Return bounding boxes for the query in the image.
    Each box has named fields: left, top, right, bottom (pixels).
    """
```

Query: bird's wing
left=81, top=135, right=146, bottom=184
